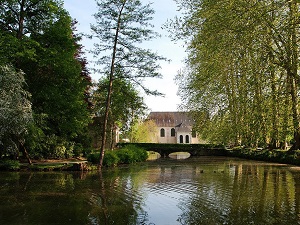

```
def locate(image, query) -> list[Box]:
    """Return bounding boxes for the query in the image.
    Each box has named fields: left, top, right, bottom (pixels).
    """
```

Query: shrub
left=87, top=151, right=120, bottom=167
left=87, top=152, right=100, bottom=164
left=0, top=160, right=20, bottom=171
left=116, top=148, right=135, bottom=164
left=103, top=151, right=119, bottom=167
left=116, top=145, right=148, bottom=164
left=82, top=147, right=93, bottom=157
left=87, top=145, right=147, bottom=167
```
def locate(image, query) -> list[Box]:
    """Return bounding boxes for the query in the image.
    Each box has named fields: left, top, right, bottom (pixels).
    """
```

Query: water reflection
left=169, top=152, right=191, bottom=159
left=1, top=157, right=300, bottom=225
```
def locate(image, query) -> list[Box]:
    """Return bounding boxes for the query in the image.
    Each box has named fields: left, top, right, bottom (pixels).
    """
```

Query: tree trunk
left=20, top=141, right=32, bottom=165
left=270, top=65, right=279, bottom=149
left=288, top=0, right=300, bottom=151
left=17, top=0, right=25, bottom=39
left=288, top=74, right=300, bottom=150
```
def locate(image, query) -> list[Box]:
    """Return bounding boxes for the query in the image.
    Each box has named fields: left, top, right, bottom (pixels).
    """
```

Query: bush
left=87, top=145, right=147, bottom=167
left=0, top=160, right=20, bottom=171
left=116, top=145, right=148, bottom=164
left=116, top=148, right=135, bottom=164
left=73, top=144, right=83, bottom=157
left=87, top=151, right=120, bottom=166
left=103, top=151, right=119, bottom=167
left=82, top=147, right=93, bottom=157
left=87, top=152, right=100, bottom=164
left=123, top=145, right=148, bottom=162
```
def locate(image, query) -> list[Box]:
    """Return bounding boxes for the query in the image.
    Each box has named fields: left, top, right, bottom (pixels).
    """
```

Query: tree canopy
left=169, top=0, right=300, bottom=150
left=0, top=0, right=92, bottom=159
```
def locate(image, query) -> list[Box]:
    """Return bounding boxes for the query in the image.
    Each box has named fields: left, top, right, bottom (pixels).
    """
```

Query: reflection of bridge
left=118, top=143, right=227, bottom=157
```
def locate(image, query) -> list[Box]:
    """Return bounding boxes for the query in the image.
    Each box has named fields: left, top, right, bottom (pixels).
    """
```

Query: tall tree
left=0, top=0, right=92, bottom=158
left=0, top=0, right=62, bottom=39
left=22, top=13, right=92, bottom=158
left=91, top=0, right=166, bottom=167
left=0, top=65, right=32, bottom=161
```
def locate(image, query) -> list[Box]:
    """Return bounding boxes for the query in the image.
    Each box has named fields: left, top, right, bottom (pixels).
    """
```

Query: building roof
left=147, top=112, right=194, bottom=128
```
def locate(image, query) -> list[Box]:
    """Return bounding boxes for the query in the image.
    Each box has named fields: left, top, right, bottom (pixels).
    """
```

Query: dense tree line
left=170, top=0, right=300, bottom=150
left=0, top=0, right=92, bottom=160
left=0, top=0, right=164, bottom=164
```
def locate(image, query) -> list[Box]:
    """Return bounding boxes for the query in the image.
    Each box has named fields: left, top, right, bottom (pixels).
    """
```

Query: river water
left=1, top=157, right=300, bottom=225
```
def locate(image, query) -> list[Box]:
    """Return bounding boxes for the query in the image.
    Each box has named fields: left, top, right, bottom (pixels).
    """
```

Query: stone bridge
left=118, top=143, right=227, bottom=157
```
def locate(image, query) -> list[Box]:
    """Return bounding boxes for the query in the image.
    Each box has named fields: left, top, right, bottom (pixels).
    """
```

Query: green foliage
left=87, top=145, right=148, bottom=167
left=0, top=0, right=63, bottom=36
left=93, top=77, right=147, bottom=148
left=91, top=0, right=167, bottom=92
left=119, top=145, right=148, bottom=162
left=103, top=151, right=120, bottom=167
left=26, top=130, right=75, bottom=159
left=0, top=1, right=92, bottom=159
left=0, top=160, right=20, bottom=171
left=87, top=151, right=120, bottom=166
left=168, top=0, right=300, bottom=149
left=228, top=148, right=300, bottom=166
left=24, top=14, right=91, bottom=140
left=129, top=119, right=157, bottom=143
left=0, top=65, right=32, bottom=157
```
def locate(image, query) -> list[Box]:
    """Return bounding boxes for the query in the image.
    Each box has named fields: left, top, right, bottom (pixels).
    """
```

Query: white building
left=147, top=112, right=200, bottom=144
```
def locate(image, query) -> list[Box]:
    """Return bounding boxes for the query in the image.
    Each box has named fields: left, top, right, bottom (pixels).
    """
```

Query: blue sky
left=63, top=0, right=186, bottom=112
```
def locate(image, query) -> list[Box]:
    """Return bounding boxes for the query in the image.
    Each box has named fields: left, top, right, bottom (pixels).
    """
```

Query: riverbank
left=2, top=146, right=300, bottom=171
left=227, top=148, right=300, bottom=166
left=0, top=158, right=91, bottom=171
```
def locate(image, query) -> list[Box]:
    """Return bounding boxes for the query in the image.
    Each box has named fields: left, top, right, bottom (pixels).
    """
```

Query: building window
left=186, top=135, right=190, bottom=143
left=160, top=128, right=165, bottom=137
left=171, top=128, right=175, bottom=137
left=180, top=135, right=183, bottom=143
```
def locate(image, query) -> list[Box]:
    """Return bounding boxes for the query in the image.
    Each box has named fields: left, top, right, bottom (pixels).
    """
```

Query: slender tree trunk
left=17, top=0, right=25, bottom=39
left=20, top=141, right=32, bottom=165
left=110, top=125, right=115, bottom=150
left=98, top=2, right=126, bottom=169
left=288, top=74, right=300, bottom=150
left=270, top=65, right=279, bottom=149
left=288, top=0, right=300, bottom=151
left=282, top=81, right=290, bottom=150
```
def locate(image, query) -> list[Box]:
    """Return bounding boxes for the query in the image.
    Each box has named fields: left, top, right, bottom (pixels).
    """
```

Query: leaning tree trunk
left=19, top=141, right=32, bottom=165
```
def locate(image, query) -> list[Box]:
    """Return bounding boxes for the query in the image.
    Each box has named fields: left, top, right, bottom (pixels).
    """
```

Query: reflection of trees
left=291, top=171, right=300, bottom=221
left=0, top=167, right=151, bottom=225
left=84, top=167, right=150, bottom=225
left=0, top=172, right=92, bottom=224
left=178, top=163, right=300, bottom=225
